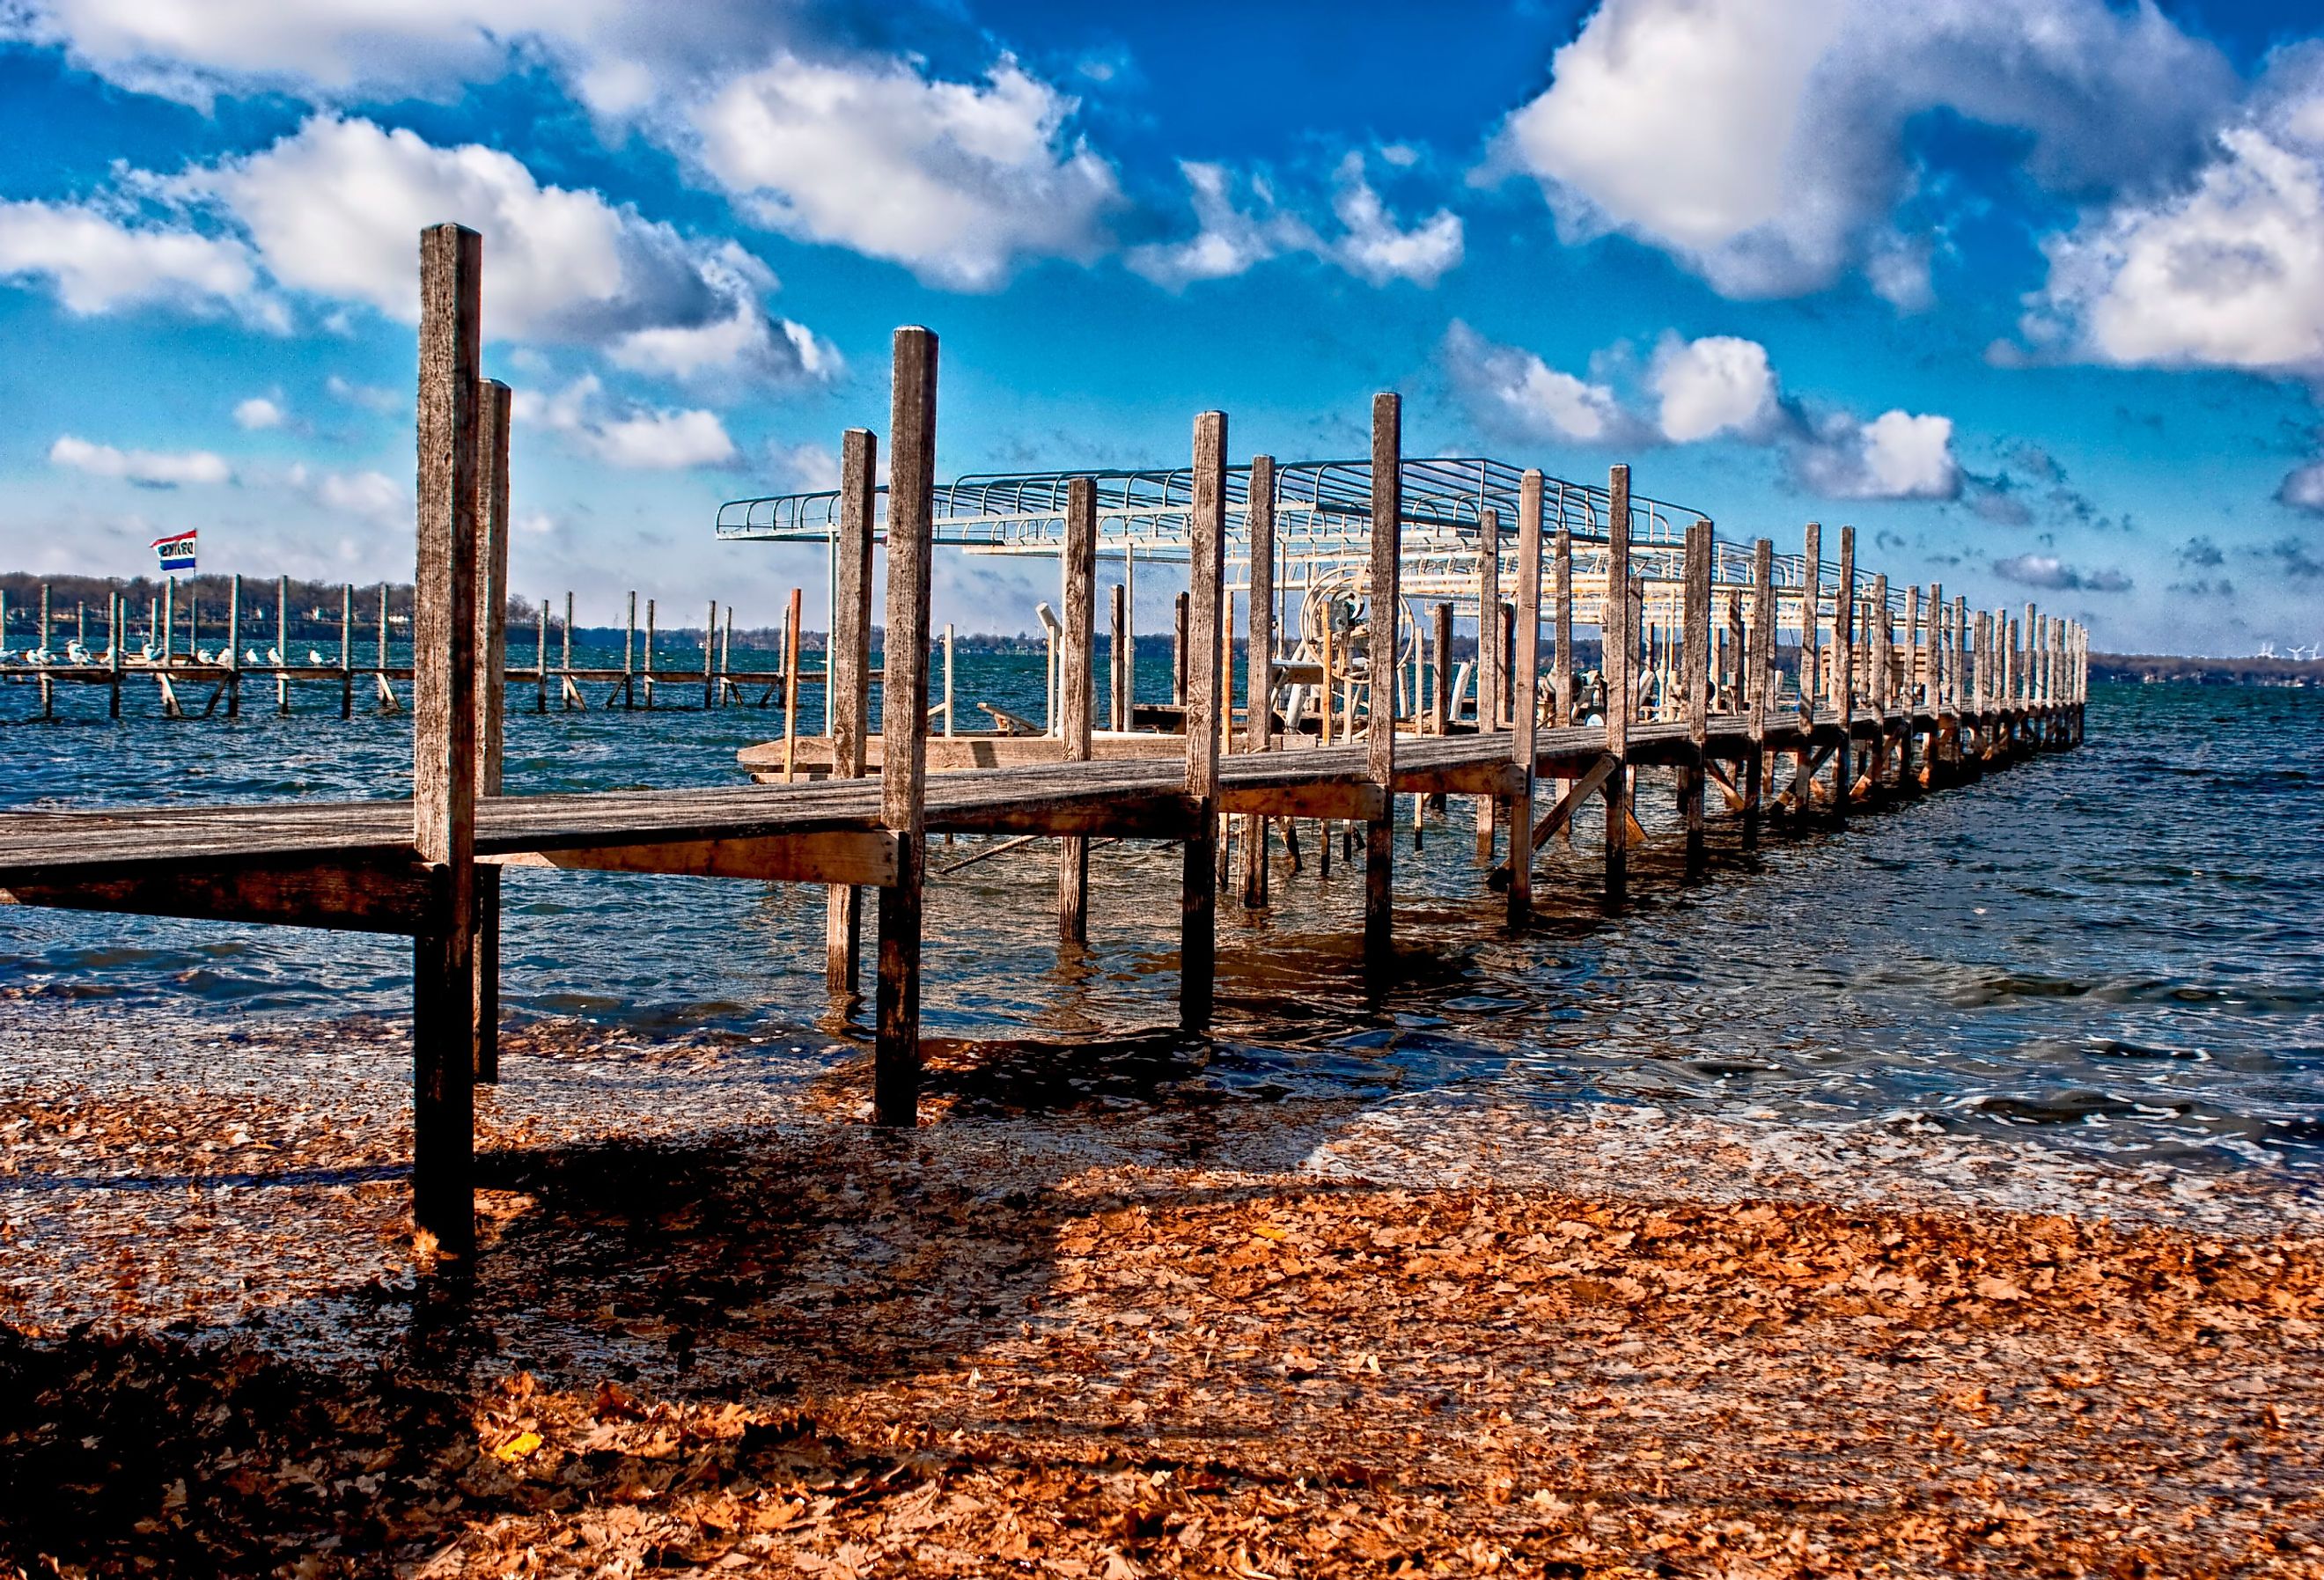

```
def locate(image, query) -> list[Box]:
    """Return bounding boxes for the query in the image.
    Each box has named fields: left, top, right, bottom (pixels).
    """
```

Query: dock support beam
left=1745, top=538, right=1773, bottom=842
left=1680, top=517, right=1711, bottom=873
left=1365, top=393, right=1401, bottom=969
left=1831, top=525, right=1856, bottom=819
left=1475, top=508, right=1500, bottom=863
left=1603, top=465, right=1634, bottom=903
left=1059, top=476, right=1097, bottom=944
left=1508, top=470, right=1542, bottom=926
left=826, top=430, right=876, bottom=996
left=1181, top=412, right=1227, bottom=1026
left=471, top=378, right=511, bottom=1085
left=411, top=221, right=482, bottom=1257
left=1239, top=455, right=1277, bottom=908
left=875, top=327, right=936, bottom=1126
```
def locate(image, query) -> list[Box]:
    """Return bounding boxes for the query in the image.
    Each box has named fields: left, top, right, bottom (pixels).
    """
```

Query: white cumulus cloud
left=693, top=52, right=1120, bottom=291
left=1649, top=334, right=1782, bottom=443
left=0, top=197, right=275, bottom=322
left=1791, top=410, right=1961, bottom=501
left=1490, top=0, right=2234, bottom=300
left=233, top=394, right=284, bottom=430
left=1440, top=320, right=1641, bottom=445
left=1131, top=152, right=1463, bottom=290
left=49, top=434, right=232, bottom=487
left=513, top=374, right=736, bottom=469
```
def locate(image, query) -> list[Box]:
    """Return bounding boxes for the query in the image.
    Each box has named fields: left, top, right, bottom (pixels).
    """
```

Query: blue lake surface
left=4, top=647, right=2320, bottom=1171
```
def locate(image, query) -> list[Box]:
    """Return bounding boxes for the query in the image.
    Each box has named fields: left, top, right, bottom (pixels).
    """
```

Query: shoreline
left=3, top=1014, right=2320, bottom=1575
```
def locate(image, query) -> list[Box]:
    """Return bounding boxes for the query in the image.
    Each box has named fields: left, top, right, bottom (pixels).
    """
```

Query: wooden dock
left=0, top=224, right=2087, bottom=1257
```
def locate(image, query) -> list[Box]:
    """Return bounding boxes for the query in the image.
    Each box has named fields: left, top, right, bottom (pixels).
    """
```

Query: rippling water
left=4, top=647, right=2319, bottom=1170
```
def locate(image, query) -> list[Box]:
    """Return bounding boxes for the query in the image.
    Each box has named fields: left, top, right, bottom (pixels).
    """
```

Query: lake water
left=3, top=648, right=2319, bottom=1172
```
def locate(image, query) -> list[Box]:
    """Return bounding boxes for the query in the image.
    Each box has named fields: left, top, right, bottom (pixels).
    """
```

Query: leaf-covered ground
left=2, top=1013, right=2320, bottom=1577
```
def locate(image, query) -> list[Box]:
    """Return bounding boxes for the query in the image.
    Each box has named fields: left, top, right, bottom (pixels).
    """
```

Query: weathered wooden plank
left=1240, top=453, right=1276, bottom=908
left=1221, top=780, right=1384, bottom=822
left=1181, top=410, right=1226, bottom=1026
left=3, top=858, right=436, bottom=934
left=492, top=830, right=895, bottom=886
left=1365, top=393, right=1401, bottom=966
left=826, top=427, right=876, bottom=995
left=412, top=220, right=482, bottom=1256
left=1060, top=474, right=1097, bottom=944
left=876, top=327, right=935, bottom=1126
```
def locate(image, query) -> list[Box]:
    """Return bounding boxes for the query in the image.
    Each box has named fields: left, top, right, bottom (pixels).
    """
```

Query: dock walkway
left=0, top=225, right=2086, bottom=1255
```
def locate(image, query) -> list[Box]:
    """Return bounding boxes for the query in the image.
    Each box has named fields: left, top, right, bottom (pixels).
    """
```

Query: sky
left=3, top=0, right=2323, bottom=655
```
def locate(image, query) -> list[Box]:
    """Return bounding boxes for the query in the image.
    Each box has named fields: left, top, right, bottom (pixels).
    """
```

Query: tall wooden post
left=412, top=221, right=482, bottom=1256
left=1901, top=582, right=1920, bottom=788
left=472, top=378, right=511, bottom=1085
left=158, top=578, right=171, bottom=663
left=703, top=599, right=717, bottom=709
left=1430, top=602, right=1453, bottom=737
left=782, top=588, right=804, bottom=776
left=1867, top=571, right=1890, bottom=789
left=275, top=574, right=290, bottom=714
left=1059, top=475, right=1097, bottom=943
left=1509, top=470, right=1543, bottom=926
left=1181, top=412, right=1227, bottom=1025
left=1603, top=465, right=1634, bottom=902
left=1744, top=537, right=1773, bottom=843
left=340, top=584, right=355, bottom=718
left=1680, top=518, right=1711, bottom=871
left=1364, top=394, right=1401, bottom=967
left=644, top=597, right=658, bottom=708
left=1830, top=526, right=1855, bottom=818
left=875, top=327, right=936, bottom=1126
left=1475, top=507, right=1501, bottom=863
left=1172, top=591, right=1189, bottom=707
left=827, top=428, right=876, bottom=996
left=1110, top=583, right=1129, bottom=731
left=224, top=576, right=242, bottom=717
left=107, top=592, right=122, bottom=717
left=622, top=591, right=636, bottom=709
left=536, top=597, right=549, bottom=714
left=1240, top=454, right=1277, bottom=908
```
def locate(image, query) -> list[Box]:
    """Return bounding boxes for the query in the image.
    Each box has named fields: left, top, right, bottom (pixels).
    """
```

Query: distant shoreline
left=2092, top=651, right=2324, bottom=685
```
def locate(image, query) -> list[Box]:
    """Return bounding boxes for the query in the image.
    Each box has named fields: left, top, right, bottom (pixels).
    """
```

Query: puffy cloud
left=283, top=461, right=403, bottom=522
left=325, top=374, right=399, bottom=415
left=1444, top=322, right=1958, bottom=500
left=0, top=197, right=274, bottom=321
left=2278, top=459, right=2324, bottom=512
left=2030, top=52, right=2324, bottom=381
left=1439, top=320, right=1642, bottom=445
left=1791, top=410, right=1961, bottom=501
left=173, top=117, right=829, bottom=383
left=693, top=53, right=1120, bottom=291
left=513, top=374, right=736, bottom=469
left=1490, top=0, right=2233, bottom=300
left=48, top=434, right=232, bottom=487
left=1991, top=553, right=2132, bottom=592
left=1649, top=334, right=1782, bottom=442
left=233, top=395, right=284, bottom=430
left=1131, top=153, right=1463, bottom=290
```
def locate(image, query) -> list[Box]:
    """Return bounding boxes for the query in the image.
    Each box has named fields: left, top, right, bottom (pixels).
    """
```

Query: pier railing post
left=1680, top=518, right=1711, bottom=872
left=1365, top=394, right=1401, bottom=966
left=1240, top=454, right=1277, bottom=908
left=1181, top=411, right=1227, bottom=1026
left=472, top=377, right=511, bottom=1086
left=1509, top=470, right=1543, bottom=925
left=411, top=220, right=482, bottom=1257
left=1603, top=466, right=1634, bottom=901
left=703, top=599, right=717, bottom=709
left=875, top=327, right=936, bottom=1126
left=1831, top=526, right=1855, bottom=817
left=1475, top=507, right=1501, bottom=863
left=1060, top=475, right=1098, bottom=942
left=1901, top=581, right=1919, bottom=788
left=1745, top=537, right=1773, bottom=842
left=826, top=428, right=876, bottom=996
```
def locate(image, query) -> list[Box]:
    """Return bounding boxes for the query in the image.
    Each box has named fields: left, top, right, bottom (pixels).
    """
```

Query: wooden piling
left=1603, top=466, right=1634, bottom=902
left=703, top=600, right=717, bottom=709
left=623, top=592, right=636, bottom=709
left=1181, top=411, right=1227, bottom=1026
left=472, top=377, right=511, bottom=1086
left=826, top=429, right=876, bottom=996
left=1173, top=590, right=1189, bottom=707
left=1365, top=394, right=1401, bottom=967
left=340, top=584, right=355, bottom=718
left=411, top=221, right=482, bottom=1256
left=875, top=327, right=935, bottom=1127
left=1475, top=507, right=1501, bottom=863
left=537, top=598, right=549, bottom=714
left=1680, top=518, right=1712, bottom=870
left=782, top=588, right=804, bottom=780
left=1240, top=454, right=1277, bottom=908
left=1110, top=583, right=1129, bottom=731
left=1060, top=476, right=1098, bottom=943
left=275, top=575, right=290, bottom=715
left=1509, top=470, right=1543, bottom=926
left=1745, top=537, right=1774, bottom=843
left=1830, top=527, right=1855, bottom=817
left=107, top=592, right=122, bottom=718
left=1792, top=523, right=1820, bottom=806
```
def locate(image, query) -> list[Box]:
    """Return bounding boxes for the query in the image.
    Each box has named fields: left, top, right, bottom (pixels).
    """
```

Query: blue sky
left=3, top=0, right=2323, bottom=654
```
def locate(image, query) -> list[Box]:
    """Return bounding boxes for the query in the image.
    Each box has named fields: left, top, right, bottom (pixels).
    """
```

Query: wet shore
left=3, top=1011, right=2319, bottom=1577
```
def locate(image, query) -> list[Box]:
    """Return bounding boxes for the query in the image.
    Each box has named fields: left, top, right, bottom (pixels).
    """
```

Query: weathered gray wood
left=3, top=857, right=436, bottom=934
left=1680, top=517, right=1711, bottom=869
left=412, top=220, right=482, bottom=1256
left=1475, top=507, right=1502, bottom=863
left=1365, top=393, right=1401, bottom=967
left=1744, top=538, right=1773, bottom=843
left=1110, top=582, right=1129, bottom=731
left=1831, top=525, right=1856, bottom=817
left=877, top=327, right=936, bottom=1125
left=1173, top=589, right=1189, bottom=706
left=1059, top=474, right=1096, bottom=944
left=473, top=377, right=511, bottom=1086
left=1603, top=465, right=1633, bottom=902
left=1240, top=454, right=1276, bottom=908
left=1508, top=470, right=1542, bottom=925
left=1181, top=411, right=1226, bottom=1025
left=826, top=428, right=876, bottom=995
left=341, top=584, right=355, bottom=719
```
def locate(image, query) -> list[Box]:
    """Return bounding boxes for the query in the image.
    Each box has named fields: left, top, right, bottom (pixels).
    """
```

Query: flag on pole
left=151, top=529, right=197, bottom=574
